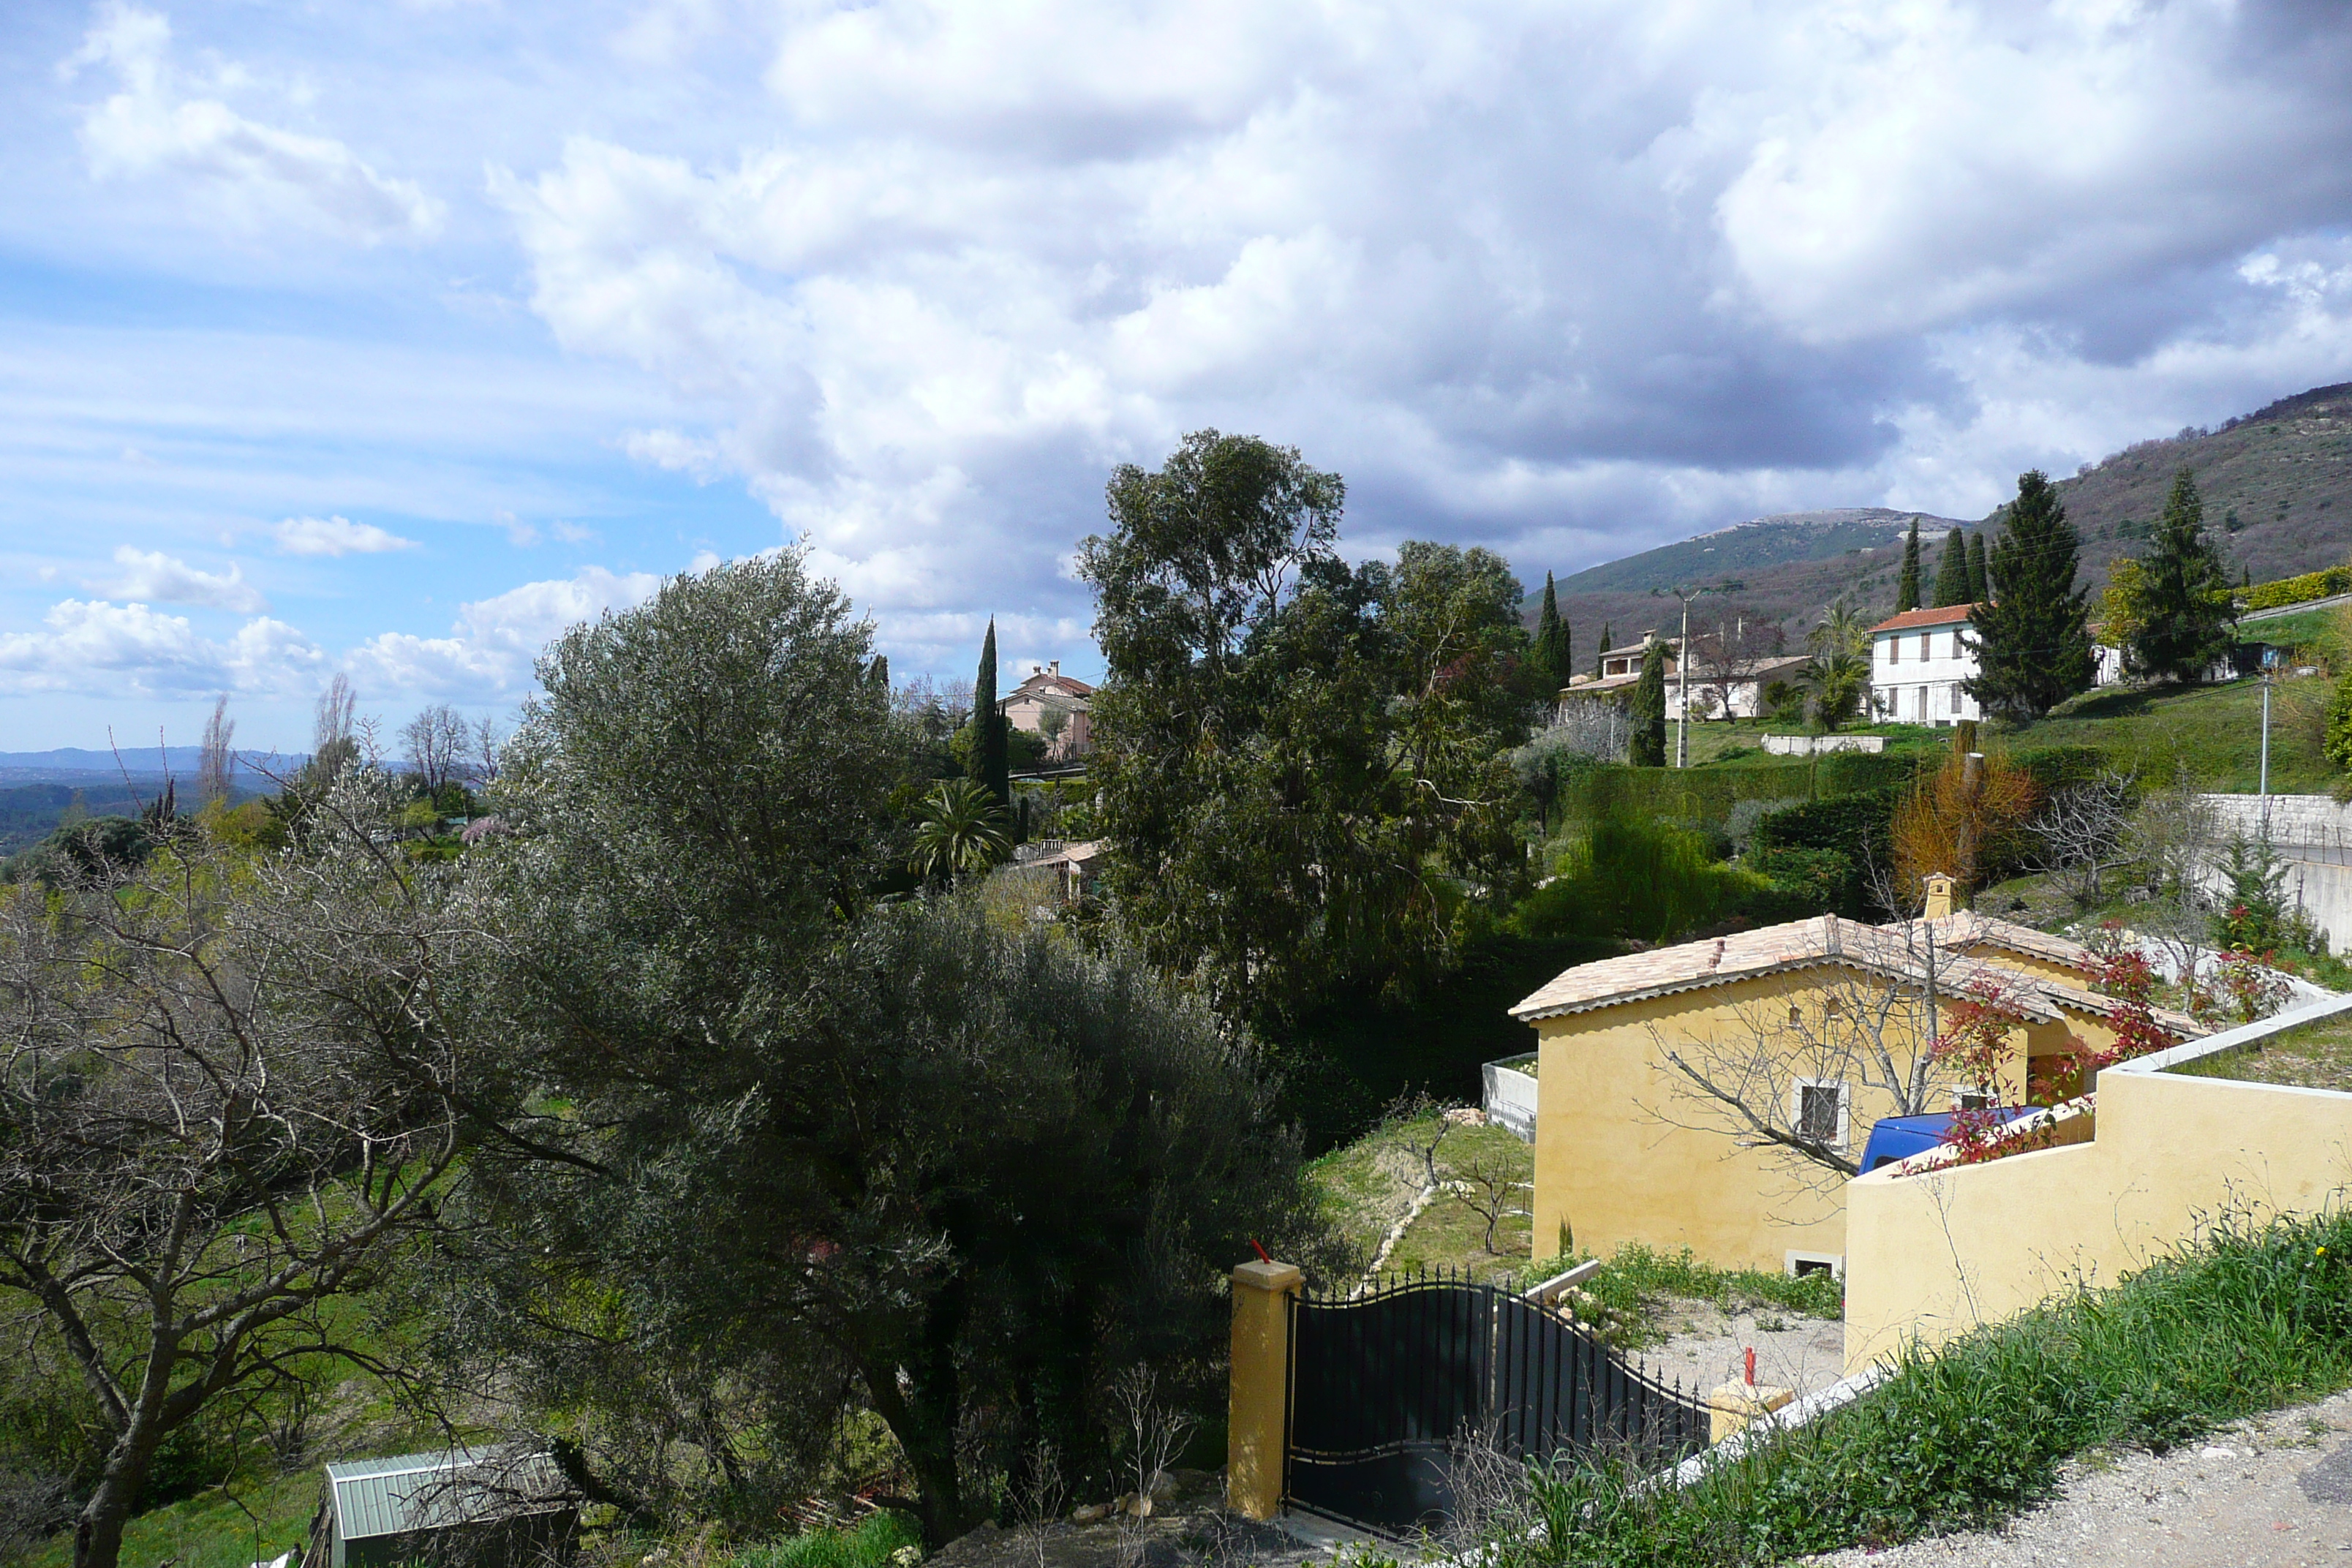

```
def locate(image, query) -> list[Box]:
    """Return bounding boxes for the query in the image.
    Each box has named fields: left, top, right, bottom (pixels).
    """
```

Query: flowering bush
left=2212, top=945, right=2293, bottom=1025
left=1929, top=978, right=2052, bottom=1165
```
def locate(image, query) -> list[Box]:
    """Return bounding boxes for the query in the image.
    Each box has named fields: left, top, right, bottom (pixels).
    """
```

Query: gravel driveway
left=1804, top=1389, right=2352, bottom=1567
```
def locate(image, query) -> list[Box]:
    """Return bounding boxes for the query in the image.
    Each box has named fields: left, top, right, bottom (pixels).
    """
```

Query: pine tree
left=1966, top=532, right=1989, bottom=603
left=1533, top=572, right=1572, bottom=690
left=1595, top=622, right=1612, bottom=678
left=1896, top=517, right=1923, bottom=612
left=1629, top=640, right=1667, bottom=766
left=970, top=617, right=1009, bottom=806
left=1964, top=472, right=2095, bottom=720
left=2128, top=468, right=2236, bottom=684
left=1931, top=527, right=1970, bottom=607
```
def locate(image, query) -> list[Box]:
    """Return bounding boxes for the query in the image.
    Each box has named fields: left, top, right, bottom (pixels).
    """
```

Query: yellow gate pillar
left=1226, top=1258, right=1302, bottom=1520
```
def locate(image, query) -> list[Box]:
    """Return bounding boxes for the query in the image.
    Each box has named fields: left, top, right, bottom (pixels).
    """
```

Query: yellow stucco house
left=1509, top=900, right=2201, bottom=1278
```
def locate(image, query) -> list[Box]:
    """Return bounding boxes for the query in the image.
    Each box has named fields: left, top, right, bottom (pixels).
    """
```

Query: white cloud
left=0, top=600, right=324, bottom=696
left=272, top=516, right=418, bottom=557
left=64, top=3, right=443, bottom=244
left=89, top=546, right=267, bottom=612
left=492, top=0, right=2352, bottom=633
left=347, top=565, right=663, bottom=697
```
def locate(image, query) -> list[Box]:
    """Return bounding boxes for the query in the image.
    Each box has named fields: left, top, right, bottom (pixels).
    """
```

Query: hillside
left=1549, top=508, right=1966, bottom=657
left=1546, top=380, right=2352, bottom=659
left=2044, top=381, right=2352, bottom=587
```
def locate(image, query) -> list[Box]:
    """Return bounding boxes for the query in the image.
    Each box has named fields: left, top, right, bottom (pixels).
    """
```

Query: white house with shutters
left=1868, top=604, right=1983, bottom=726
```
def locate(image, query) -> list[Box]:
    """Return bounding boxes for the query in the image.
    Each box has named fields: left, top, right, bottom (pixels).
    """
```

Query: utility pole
left=2261, top=648, right=2277, bottom=805
left=1654, top=579, right=1744, bottom=768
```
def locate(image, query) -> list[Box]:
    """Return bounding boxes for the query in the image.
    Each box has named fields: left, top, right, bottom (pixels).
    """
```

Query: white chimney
left=1049, top=660, right=1060, bottom=677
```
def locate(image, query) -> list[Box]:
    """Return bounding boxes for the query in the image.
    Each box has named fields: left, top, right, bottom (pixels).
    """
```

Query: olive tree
left=449, top=551, right=1333, bottom=1544
left=0, top=778, right=477, bottom=1568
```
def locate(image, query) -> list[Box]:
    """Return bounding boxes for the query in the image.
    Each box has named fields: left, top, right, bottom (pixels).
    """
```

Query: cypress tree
left=2128, top=468, right=2236, bottom=684
left=1595, top=622, right=1612, bottom=678
left=1931, top=527, right=1970, bottom=607
left=1966, top=532, right=1989, bottom=603
left=1629, top=641, right=1667, bottom=766
left=1896, top=517, right=1922, bottom=612
left=1534, top=573, right=1571, bottom=690
left=970, top=618, right=1009, bottom=806
left=1964, top=472, right=2095, bottom=720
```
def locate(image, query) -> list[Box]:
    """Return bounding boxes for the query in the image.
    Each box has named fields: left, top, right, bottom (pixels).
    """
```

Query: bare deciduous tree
left=1105, top=1365, right=1194, bottom=1558
left=401, top=703, right=471, bottom=792
left=2032, top=770, right=2138, bottom=910
left=0, top=778, right=476, bottom=1568
left=2125, top=766, right=2221, bottom=977
left=1548, top=698, right=1630, bottom=763
left=195, top=695, right=235, bottom=807
left=1646, top=921, right=1961, bottom=1185
left=1445, top=1148, right=1529, bottom=1256
left=471, top=715, right=505, bottom=788
left=312, top=674, right=358, bottom=784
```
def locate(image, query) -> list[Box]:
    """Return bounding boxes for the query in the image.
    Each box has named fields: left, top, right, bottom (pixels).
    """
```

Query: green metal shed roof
left=324, top=1450, right=568, bottom=1541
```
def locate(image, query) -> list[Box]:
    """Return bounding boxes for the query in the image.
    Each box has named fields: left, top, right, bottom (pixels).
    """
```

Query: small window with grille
left=1793, top=1079, right=1849, bottom=1148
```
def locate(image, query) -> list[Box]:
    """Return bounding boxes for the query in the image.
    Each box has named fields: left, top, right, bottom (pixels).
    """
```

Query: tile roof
left=1509, top=911, right=2201, bottom=1041
left=1869, top=603, right=1978, bottom=633
left=1921, top=912, right=2096, bottom=974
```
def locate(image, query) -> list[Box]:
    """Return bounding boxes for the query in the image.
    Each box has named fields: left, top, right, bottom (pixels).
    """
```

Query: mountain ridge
left=1548, top=380, right=2352, bottom=655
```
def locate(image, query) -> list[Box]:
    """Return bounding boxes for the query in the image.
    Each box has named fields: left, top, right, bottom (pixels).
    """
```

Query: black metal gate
left=1283, top=1270, right=1708, bottom=1535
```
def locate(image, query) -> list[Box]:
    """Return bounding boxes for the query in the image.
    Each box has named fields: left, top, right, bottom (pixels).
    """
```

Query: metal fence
left=1284, top=1268, right=1707, bottom=1535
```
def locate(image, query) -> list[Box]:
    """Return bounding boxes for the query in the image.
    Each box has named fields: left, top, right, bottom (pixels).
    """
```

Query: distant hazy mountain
left=1548, top=380, right=2352, bottom=657
left=0, top=747, right=306, bottom=785
left=1550, top=508, right=1966, bottom=657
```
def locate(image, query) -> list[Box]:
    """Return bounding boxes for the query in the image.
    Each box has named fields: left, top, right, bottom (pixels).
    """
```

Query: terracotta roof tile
left=1869, top=604, right=1978, bottom=633
left=1509, top=910, right=2201, bottom=1044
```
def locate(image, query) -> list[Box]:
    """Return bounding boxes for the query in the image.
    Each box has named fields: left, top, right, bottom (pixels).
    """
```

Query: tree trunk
left=73, top=1428, right=162, bottom=1568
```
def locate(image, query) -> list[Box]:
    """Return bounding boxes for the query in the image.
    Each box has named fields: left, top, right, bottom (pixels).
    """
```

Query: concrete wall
left=1843, top=1004, right=2352, bottom=1373
left=2201, top=794, right=2352, bottom=952
left=1526, top=966, right=2138, bottom=1275
left=1481, top=1060, right=1538, bottom=1142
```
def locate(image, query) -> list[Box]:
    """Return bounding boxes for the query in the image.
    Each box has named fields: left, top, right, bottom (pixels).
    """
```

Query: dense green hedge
left=1561, top=753, right=1923, bottom=829
left=2234, top=566, right=2352, bottom=613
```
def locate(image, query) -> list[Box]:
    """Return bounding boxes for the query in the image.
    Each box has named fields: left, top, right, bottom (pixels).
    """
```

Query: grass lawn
left=1308, top=1113, right=1536, bottom=1283
left=1995, top=675, right=2336, bottom=792
left=2169, top=1009, right=2352, bottom=1092
left=12, top=1471, right=320, bottom=1568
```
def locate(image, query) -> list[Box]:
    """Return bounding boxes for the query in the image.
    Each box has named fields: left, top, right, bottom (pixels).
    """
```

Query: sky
left=3, top=0, right=2351, bottom=753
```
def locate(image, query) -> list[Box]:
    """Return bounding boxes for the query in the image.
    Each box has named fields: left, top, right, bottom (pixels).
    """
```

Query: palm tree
left=910, top=777, right=1012, bottom=883
left=1803, top=600, right=1872, bottom=732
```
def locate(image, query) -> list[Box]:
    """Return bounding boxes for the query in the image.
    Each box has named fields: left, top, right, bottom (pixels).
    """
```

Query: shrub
left=1515, top=809, right=1763, bottom=944
left=1498, top=1207, right=2352, bottom=1568
left=2235, top=566, right=2352, bottom=614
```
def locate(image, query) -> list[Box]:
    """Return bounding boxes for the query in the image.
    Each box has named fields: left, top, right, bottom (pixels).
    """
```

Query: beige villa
left=1509, top=897, right=2201, bottom=1278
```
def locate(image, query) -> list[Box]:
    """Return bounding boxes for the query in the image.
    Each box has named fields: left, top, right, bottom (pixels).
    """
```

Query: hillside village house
left=1563, top=630, right=1809, bottom=720
left=1508, top=896, right=2198, bottom=1278
left=1868, top=604, right=1983, bottom=725
left=998, top=660, right=1093, bottom=759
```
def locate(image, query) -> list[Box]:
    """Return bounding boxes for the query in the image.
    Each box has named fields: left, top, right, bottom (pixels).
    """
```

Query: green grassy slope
left=2002, top=677, right=2334, bottom=794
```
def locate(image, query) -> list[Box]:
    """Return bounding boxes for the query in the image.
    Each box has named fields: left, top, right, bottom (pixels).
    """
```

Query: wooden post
left=1226, top=1259, right=1301, bottom=1521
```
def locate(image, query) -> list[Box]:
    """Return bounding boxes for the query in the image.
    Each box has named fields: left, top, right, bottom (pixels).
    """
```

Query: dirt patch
left=1805, top=1390, right=2352, bottom=1567
left=1631, top=1297, right=1847, bottom=1401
